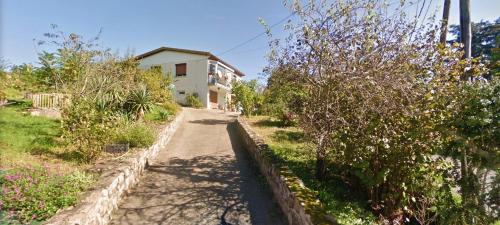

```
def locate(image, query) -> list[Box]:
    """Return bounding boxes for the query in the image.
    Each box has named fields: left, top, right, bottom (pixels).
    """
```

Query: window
left=175, top=63, right=187, bottom=76
left=209, top=64, right=216, bottom=74
left=150, top=65, right=162, bottom=71
left=217, top=66, right=226, bottom=75
left=178, top=90, right=185, bottom=95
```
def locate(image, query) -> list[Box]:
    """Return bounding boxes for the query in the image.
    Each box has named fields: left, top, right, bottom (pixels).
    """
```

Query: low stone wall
left=45, top=110, right=185, bottom=225
left=235, top=118, right=337, bottom=225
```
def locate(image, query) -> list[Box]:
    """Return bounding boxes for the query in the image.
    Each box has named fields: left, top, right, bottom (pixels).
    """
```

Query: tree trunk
left=460, top=147, right=469, bottom=201
left=316, top=150, right=327, bottom=181
left=460, top=0, right=472, bottom=59
left=315, top=135, right=327, bottom=181
left=440, top=0, right=451, bottom=45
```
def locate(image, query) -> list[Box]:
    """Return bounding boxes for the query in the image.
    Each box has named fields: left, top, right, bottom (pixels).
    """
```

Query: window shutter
left=176, top=63, right=187, bottom=76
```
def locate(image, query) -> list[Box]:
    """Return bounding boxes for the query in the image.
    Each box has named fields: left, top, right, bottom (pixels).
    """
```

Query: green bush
left=112, top=123, right=155, bottom=148
left=62, top=98, right=116, bottom=162
left=125, top=85, right=154, bottom=120
left=145, top=105, right=172, bottom=122
left=0, top=166, right=94, bottom=223
left=18, top=100, right=33, bottom=109
left=438, top=77, right=500, bottom=223
left=231, top=80, right=263, bottom=116
left=161, top=101, right=179, bottom=115
left=138, top=66, right=173, bottom=105
left=158, top=110, right=170, bottom=120
left=0, top=91, right=6, bottom=102
left=186, top=92, right=203, bottom=108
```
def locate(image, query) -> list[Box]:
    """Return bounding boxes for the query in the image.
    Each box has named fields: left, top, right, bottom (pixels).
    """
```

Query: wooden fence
left=25, top=93, right=71, bottom=109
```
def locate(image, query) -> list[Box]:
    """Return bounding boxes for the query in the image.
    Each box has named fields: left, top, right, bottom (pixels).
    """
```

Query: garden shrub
left=124, top=85, right=154, bottom=120
left=18, top=100, right=33, bottom=109
left=112, top=123, right=155, bottom=148
left=186, top=92, right=203, bottom=108
left=0, top=166, right=94, bottom=223
left=62, top=98, right=116, bottom=162
left=158, top=110, right=170, bottom=121
left=138, top=66, right=173, bottom=105
left=144, top=105, right=172, bottom=122
left=161, top=101, right=179, bottom=115
left=0, top=91, right=6, bottom=102
left=231, top=80, right=262, bottom=116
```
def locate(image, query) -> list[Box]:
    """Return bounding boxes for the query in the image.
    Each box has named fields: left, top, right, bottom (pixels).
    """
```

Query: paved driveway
left=109, top=108, right=285, bottom=225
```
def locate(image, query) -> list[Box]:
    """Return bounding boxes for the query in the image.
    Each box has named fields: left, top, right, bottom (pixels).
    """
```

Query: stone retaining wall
left=45, top=110, right=184, bottom=225
left=235, top=118, right=337, bottom=225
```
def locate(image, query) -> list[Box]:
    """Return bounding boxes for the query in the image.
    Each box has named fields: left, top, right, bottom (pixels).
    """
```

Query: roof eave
left=135, top=47, right=246, bottom=77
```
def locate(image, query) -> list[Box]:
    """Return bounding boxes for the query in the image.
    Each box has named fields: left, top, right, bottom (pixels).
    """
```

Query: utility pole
left=440, top=0, right=451, bottom=45
left=460, top=0, right=472, bottom=58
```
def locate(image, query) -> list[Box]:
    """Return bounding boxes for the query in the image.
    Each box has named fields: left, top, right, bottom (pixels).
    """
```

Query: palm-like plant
left=125, top=85, right=153, bottom=120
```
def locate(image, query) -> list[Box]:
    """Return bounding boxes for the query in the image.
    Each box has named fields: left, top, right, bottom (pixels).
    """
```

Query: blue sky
left=1, top=0, right=499, bottom=81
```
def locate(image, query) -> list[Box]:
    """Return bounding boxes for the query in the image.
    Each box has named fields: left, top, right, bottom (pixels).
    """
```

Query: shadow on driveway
left=110, top=121, right=285, bottom=225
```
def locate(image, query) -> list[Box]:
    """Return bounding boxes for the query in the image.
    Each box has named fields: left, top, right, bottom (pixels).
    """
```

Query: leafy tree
left=36, top=51, right=58, bottom=88
left=34, top=24, right=101, bottom=92
left=439, top=77, right=499, bottom=224
left=261, top=65, right=305, bottom=126
left=449, top=18, right=500, bottom=59
left=231, top=80, right=261, bottom=116
left=491, top=36, right=500, bottom=76
left=265, top=0, right=487, bottom=222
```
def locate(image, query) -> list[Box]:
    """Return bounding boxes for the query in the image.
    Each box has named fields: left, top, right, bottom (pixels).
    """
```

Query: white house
left=135, top=47, right=244, bottom=110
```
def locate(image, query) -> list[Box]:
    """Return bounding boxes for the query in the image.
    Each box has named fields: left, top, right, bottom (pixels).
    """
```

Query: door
left=209, top=90, right=218, bottom=109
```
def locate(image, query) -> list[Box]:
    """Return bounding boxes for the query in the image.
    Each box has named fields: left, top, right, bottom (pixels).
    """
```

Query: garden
left=232, top=1, right=499, bottom=224
left=0, top=26, right=179, bottom=224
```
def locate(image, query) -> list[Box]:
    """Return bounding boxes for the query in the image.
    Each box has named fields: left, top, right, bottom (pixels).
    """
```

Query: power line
left=217, top=1, right=410, bottom=57
left=216, top=12, right=296, bottom=56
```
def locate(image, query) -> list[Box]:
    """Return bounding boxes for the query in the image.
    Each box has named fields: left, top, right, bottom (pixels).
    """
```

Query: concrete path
left=109, top=108, right=285, bottom=225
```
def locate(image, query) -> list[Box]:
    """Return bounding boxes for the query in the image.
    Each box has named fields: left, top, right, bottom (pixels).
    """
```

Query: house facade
left=135, top=47, right=244, bottom=110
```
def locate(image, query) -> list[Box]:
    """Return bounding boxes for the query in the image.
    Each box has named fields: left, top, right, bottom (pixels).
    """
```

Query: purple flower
left=14, top=187, right=20, bottom=195
left=5, top=175, right=14, bottom=182
left=2, top=187, right=9, bottom=195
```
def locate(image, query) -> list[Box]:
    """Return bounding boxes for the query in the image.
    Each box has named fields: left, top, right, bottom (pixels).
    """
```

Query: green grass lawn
left=246, top=116, right=377, bottom=225
left=0, top=103, right=71, bottom=169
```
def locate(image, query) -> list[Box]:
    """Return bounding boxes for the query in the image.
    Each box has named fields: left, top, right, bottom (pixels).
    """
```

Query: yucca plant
left=125, top=85, right=154, bottom=120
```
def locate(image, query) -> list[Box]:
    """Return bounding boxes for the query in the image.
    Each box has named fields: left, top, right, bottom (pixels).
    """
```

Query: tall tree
left=440, top=0, right=451, bottom=45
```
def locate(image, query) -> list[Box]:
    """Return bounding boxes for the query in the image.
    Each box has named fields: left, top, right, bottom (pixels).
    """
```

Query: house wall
left=217, top=91, right=226, bottom=110
left=138, top=51, right=210, bottom=108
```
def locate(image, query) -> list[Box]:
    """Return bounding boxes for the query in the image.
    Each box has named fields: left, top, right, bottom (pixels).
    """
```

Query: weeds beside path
left=246, top=116, right=376, bottom=225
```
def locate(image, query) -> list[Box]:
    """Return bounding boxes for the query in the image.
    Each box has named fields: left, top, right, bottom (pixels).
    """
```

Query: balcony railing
left=208, top=76, right=231, bottom=90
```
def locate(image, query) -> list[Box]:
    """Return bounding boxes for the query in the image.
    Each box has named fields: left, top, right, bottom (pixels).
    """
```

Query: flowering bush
left=0, top=165, right=94, bottom=223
